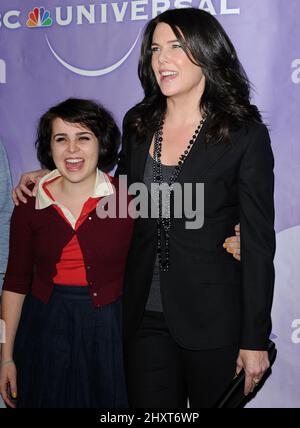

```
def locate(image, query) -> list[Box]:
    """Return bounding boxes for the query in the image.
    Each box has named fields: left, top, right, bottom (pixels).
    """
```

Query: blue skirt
left=13, top=285, right=128, bottom=408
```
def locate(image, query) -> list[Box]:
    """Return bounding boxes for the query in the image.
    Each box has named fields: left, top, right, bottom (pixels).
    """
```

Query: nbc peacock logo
left=26, top=7, right=53, bottom=28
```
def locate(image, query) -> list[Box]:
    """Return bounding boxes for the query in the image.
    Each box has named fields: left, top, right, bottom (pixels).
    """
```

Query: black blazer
left=116, top=111, right=275, bottom=351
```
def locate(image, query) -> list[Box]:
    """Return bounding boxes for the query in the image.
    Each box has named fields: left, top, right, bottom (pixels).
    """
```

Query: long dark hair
left=128, top=8, right=262, bottom=144
left=36, top=98, right=120, bottom=171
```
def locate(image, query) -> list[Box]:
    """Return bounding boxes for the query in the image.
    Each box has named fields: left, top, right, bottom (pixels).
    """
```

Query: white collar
left=35, top=168, right=114, bottom=210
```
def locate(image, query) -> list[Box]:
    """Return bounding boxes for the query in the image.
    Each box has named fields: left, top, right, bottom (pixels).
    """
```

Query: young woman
left=0, top=99, right=134, bottom=408
left=116, top=8, right=275, bottom=408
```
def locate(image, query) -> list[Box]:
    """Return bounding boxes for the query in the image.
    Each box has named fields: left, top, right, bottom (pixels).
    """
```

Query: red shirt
left=42, top=178, right=100, bottom=286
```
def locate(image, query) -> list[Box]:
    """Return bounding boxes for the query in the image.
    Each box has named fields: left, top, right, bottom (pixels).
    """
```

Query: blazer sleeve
left=0, top=143, right=13, bottom=290
left=238, top=124, right=275, bottom=350
left=2, top=201, right=35, bottom=295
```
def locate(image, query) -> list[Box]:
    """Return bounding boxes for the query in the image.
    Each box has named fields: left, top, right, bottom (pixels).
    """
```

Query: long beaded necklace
left=152, top=114, right=206, bottom=272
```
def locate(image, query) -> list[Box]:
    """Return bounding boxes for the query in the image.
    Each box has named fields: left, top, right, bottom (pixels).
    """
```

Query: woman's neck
left=165, top=96, right=203, bottom=128
left=56, top=171, right=97, bottom=201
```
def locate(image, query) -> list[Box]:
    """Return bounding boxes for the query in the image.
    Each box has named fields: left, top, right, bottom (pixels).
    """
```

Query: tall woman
left=117, top=8, right=275, bottom=408
left=0, top=99, right=133, bottom=408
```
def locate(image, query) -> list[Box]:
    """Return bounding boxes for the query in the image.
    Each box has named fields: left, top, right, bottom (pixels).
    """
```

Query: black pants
left=124, top=311, right=239, bottom=408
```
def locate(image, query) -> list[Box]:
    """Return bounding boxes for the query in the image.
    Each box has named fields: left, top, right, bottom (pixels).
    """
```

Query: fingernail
left=12, top=392, right=17, bottom=398
left=223, top=243, right=227, bottom=248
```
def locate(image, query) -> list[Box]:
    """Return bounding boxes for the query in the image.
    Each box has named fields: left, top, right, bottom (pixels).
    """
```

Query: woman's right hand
left=0, top=361, right=17, bottom=408
left=12, top=169, right=48, bottom=205
left=223, top=223, right=241, bottom=261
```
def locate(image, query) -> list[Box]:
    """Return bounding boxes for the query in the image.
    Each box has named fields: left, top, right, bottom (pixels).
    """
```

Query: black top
left=143, top=154, right=175, bottom=312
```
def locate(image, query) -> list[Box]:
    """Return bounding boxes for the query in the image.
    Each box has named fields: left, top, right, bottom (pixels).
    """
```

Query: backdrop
left=0, top=0, right=299, bottom=408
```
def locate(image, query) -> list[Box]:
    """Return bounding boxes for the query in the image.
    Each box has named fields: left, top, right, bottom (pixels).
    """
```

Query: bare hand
left=12, top=169, right=48, bottom=205
left=0, top=361, right=17, bottom=408
left=236, top=349, right=270, bottom=396
left=223, top=223, right=241, bottom=261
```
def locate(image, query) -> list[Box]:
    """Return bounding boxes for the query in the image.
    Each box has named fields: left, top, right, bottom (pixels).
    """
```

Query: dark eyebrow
left=53, top=131, right=93, bottom=138
left=151, top=39, right=179, bottom=46
left=76, top=132, right=93, bottom=136
left=53, top=133, right=67, bottom=138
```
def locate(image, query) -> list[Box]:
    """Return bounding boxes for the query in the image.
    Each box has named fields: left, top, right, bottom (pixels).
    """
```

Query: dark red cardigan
left=3, top=178, right=134, bottom=307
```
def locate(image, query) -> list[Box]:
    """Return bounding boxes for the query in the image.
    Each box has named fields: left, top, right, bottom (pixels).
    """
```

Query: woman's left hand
left=236, top=349, right=270, bottom=396
left=223, top=223, right=240, bottom=261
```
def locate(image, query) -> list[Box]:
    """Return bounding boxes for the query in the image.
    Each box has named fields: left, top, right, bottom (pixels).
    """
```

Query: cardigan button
left=88, top=216, right=92, bottom=220
left=93, top=292, right=98, bottom=297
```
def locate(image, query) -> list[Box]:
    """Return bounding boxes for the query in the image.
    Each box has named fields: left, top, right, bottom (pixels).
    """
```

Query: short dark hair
left=35, top=98, right=120, bottom=171
left=131, top=8, right=262, bottom=144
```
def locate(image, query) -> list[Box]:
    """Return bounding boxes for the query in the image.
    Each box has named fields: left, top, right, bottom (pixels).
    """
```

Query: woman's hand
left=12, top=169, right=48, bottom=205
left=236, top=349, right=270, bottom=396
left=223, top=223, right=240, bottom=261
left=0, top=360, right=17, bottom=408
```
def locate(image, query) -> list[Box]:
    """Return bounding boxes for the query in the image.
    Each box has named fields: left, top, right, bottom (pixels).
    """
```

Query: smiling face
left=50, top=118, right=99, bottom=184
left=151, top=22, right=205, bottom=100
